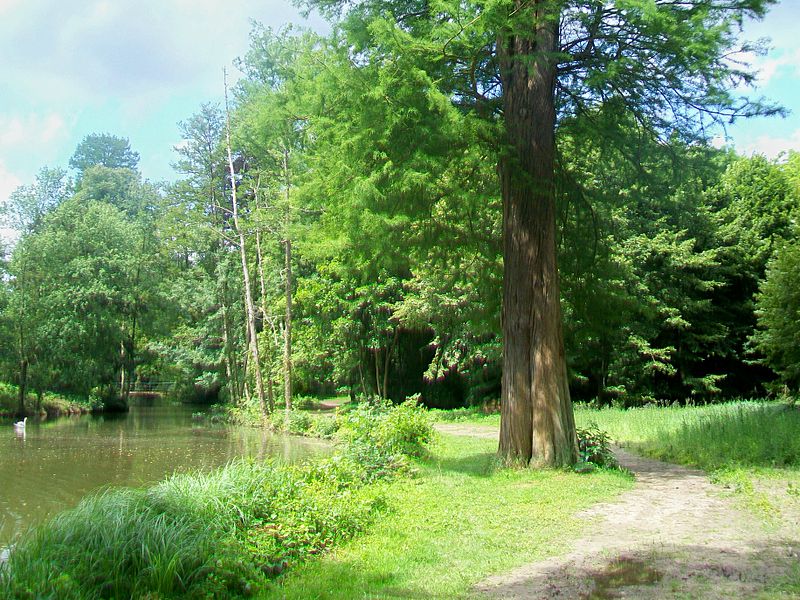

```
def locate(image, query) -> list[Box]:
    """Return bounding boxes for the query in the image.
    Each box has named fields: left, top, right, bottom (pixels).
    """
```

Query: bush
left=335, top=397, right=433, bottom=481
left=293, top=395, right=320, bottom=410
left=576, top=423, right=617, bottom=468
left=0, top=397, right=434, bottom=598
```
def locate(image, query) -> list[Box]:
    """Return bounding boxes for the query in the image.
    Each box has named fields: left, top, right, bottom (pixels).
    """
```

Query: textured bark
left=282, top=148, right=293, bottom=416
left=283, top=238, right=293, bottom=415
left=497, top=1, right=577, bottom=467
left=225, top=75, right=267, bottom=418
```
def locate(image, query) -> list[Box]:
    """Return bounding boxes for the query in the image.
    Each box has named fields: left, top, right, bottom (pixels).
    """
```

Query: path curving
left=435, top=423, right=800, bottom=599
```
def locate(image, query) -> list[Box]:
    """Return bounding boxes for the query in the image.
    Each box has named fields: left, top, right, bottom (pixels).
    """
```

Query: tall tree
left=225, top=74, right=268, bottom=417
left=304, top=0, right=779, bottom=465
left=69, top=133, right=140, bottom=175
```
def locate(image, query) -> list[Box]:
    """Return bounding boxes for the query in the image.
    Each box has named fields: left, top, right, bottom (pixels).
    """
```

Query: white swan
left=13, top=417, right=27, bottom=430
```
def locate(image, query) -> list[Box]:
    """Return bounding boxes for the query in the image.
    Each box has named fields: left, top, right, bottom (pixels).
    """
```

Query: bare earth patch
left=435, top=424, right=800, bottom=599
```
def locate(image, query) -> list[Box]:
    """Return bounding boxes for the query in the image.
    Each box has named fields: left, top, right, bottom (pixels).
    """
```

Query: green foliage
left=69, top=133, right=140, bottom=175
left=575, top=401, right=800, bottom=471
left=338, top=397, right=433, bottom=460
left=0, top=487, right=257, bottom=599
left=0, top=401, right=434, bottom=598
left=576, top=424, right=618, bottom=469
left=0, top=382, right=97, bottom=416
left=752, top=241, right=800, bottom=388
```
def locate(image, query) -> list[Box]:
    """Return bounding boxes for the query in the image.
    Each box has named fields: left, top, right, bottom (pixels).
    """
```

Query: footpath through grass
left=264, top=433, right=631, bottom=599
left=437, top=401, right=800, bottom=525
left=0, top=400, right=631, bottom=598
left=576, top=401, right=800, bottom=521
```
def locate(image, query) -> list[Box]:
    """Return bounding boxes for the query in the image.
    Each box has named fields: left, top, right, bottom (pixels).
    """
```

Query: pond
left=0, top=403, right=329, bottom=550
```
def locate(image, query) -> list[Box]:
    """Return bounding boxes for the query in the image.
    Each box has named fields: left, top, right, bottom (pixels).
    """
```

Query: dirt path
left=435, top=423, right=800, bottom=599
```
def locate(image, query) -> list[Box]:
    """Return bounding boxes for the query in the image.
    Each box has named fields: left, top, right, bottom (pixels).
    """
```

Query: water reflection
left=0, top=404, right=328, bottom=547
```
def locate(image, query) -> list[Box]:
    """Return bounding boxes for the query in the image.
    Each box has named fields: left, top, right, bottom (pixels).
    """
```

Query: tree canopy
left=2, top=6, right=798, bottom=468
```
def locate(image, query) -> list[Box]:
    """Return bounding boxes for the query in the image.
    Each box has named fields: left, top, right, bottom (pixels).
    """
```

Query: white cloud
left=0, top=0, right=20, bottom=14
left=0, top=113, right=68, bottom=149
left=0, top=160, right=21, bottom=201
left=752, top=48, right=800, bottom=86
left=737, top=129, right=800, bottom=160
left=0, top=161, right=22, bottom=242
left=0, top=0, right=311, bottom=107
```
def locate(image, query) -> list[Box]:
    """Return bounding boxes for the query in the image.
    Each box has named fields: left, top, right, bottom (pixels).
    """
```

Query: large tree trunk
left=497, top=1, right=577, bottom=467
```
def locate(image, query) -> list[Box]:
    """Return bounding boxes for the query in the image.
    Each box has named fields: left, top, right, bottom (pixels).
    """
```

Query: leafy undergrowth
left=0, top=399, right=433, bottom=599
left=263, top=434, right=632, bottom=599
left=0, top=381, right=96, bottom=418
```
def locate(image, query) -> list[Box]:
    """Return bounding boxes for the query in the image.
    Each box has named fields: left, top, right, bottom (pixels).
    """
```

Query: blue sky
left=0, top=0, right=799, bottom=223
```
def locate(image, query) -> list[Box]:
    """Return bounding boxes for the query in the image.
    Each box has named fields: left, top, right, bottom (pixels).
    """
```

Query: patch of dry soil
left=435, top=424, right=800, bottom=599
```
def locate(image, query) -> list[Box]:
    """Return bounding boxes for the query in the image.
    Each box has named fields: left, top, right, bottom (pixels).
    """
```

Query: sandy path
left=435, top=423, right=800, bottom=599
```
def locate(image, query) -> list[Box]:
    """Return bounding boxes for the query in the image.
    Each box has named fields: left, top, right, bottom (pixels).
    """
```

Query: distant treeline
left=2, top=29, right=800, bottom=411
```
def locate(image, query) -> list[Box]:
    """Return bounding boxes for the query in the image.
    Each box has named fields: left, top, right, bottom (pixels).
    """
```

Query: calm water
left=0, top=403, right=329, bottom=548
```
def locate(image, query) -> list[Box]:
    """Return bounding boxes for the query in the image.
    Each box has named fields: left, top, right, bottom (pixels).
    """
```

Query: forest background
left=3, top=2, right=800, bottom=418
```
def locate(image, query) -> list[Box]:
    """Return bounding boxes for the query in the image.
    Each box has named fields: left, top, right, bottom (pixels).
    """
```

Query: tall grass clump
left=0, top=399, right=433, bottom=599
left=0, top=488, right=242, bottom=599
left=637, top=402, right=800, bottom=470
left=575, top=400, right=800, bottom=471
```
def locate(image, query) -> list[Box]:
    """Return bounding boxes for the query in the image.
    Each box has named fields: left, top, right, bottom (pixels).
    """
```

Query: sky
left=1, top=0, right=799, bottom=234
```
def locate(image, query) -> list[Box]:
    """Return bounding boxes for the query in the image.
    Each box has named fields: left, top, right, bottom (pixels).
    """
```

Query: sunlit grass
left=573, top=401, right=800, bottom=471
left=263, top=433, right=632, bottom=599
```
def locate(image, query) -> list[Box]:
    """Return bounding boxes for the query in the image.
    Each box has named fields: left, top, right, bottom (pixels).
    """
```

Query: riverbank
left=0, top=382, right=96, bottom=419
left=0, top=400, right=436, bottom=598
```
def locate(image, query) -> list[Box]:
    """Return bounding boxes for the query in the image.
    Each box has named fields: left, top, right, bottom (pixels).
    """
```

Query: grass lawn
left=575, top=401, right=800, bottom=521
left=263, top=432, right=632, bottom=599
left=434, top=401, right=800, bottom=525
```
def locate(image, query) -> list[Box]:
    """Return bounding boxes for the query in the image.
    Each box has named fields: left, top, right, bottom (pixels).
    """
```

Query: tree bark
left=224, top=73, right=267, bottom=418
left=283, top=237, right=293, bottom=415
left=497, top=1, right=577, bottom=467
left=282, top=148, right=293, bottom=416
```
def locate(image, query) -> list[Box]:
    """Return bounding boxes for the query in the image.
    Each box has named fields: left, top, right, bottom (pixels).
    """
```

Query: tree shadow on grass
left=432, top=451, right=499, bottom=478
left=474, top=538, right=800, bottom=599
left=266, top=558, right=436, bottom=599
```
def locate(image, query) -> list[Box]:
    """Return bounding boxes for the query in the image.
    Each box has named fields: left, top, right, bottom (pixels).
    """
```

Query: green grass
left=433, top=400, right=800, bottom=526
left=438, top=401, right=800, bottom=472
left=572, top=401, right=800, bottom=471
left=263, top=433, right=632, bottom=599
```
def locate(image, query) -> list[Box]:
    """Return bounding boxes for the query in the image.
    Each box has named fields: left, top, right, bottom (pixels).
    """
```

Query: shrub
left=309, top=414, right=339, bottom=438
left=0, top=397, right=435, bottom=598
left=576, top=423, right=617, bottom=468
left=293, top=395, right=319, bottom=410
left=380, top=396, right=434, bottom=457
